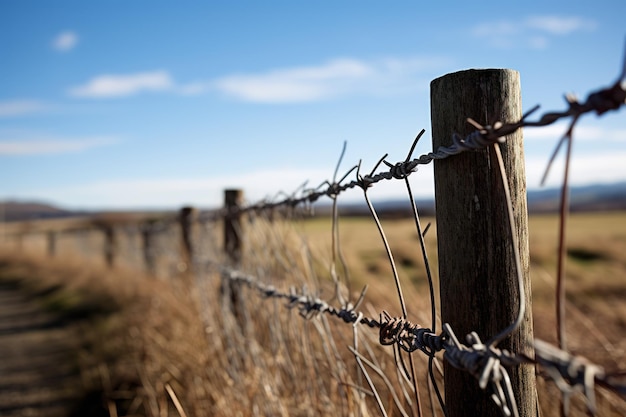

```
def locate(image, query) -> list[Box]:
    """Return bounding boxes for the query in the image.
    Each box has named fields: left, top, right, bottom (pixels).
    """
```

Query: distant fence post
left=223, top=189, right=244, bottom=320
left=179, top=207, right=197, bottom=273
left=102, top=225, right=116, bottom=268
left=224, top=189, right=243, bottom=264
left=47, top=231, right=57, bottom=257
left=141, top=220, right=157, bottom=276
left=430, top=69, right=537, bottom=417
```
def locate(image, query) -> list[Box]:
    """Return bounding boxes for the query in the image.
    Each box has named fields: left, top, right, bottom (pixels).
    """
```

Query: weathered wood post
left=430, top=69, right=537, bottom=417
left=179, top=207, right=197, bottom=273
left=223, top=189, right=243, bottom=320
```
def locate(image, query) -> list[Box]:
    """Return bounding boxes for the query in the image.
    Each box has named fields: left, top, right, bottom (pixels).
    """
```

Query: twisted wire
left=220, top=261, right=626, bottom=417
left=224, top=265, right=522, bottom=414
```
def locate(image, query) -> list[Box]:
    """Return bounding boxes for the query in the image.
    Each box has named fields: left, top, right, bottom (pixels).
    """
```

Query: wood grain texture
left=430, top=69, right=538, bottom=417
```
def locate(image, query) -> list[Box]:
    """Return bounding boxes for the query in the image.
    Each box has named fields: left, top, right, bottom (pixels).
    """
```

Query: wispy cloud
left=523, top=122, right=626, bottom=142
left=67, top=56, right=449, bottom=102
left=472, top=15, right=596, bottom=49
left=0, top=99, right=48, bottom=117
left=525, top=16, right=596, bottom=35
left=69, top=70, right=174, bottom=98
left=208, top=56, right=449, bottom=103
left=0, top=135, right=119, bottom=156
left=52, top=30, right=79, bottom=52
left=526, top=150, right=626, bottom=189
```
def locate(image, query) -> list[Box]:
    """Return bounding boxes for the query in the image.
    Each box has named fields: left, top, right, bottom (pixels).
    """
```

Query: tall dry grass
left=1, top=210, right=625, bottom=416
left=0, top=213, right=438, bottom=417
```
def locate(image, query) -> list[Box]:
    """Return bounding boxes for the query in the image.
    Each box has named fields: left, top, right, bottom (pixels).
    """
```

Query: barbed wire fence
left=1, top=42, right=625, bottom=417
left=198, top=42, right=626, bottom=417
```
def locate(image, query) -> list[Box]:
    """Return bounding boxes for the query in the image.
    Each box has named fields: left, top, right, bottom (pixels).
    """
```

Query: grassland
left=0, top=210, right=625, bottom=416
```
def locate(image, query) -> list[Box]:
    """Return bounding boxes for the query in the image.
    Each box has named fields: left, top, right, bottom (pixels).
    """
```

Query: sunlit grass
left=0, top=210, right=624, bottom=416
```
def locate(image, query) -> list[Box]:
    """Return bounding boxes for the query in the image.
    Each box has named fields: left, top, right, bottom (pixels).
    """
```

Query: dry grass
left=0, top=216, right=432, bottom=417
left=0, top=210, right=625, bottom=416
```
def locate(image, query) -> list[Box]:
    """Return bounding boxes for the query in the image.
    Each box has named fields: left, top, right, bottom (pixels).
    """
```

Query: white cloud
left=526, top=150, right=626, bottom=189
left=472, top=15, right=596, bottom=49
left=210, top=57, right=448, bottom=103
left=67, top=56, right=448, bottom=102
left=52, top=30, right=78, bottom=52
left=178, top=81, right=212, bottom=96
left=523, top=122, right=626, bottom=142
left=0, top=99, right=47, bottom=117
left=0, top=136, right=119, bottom=156
left=64, top=57, right=448, bottom=103
left=69, top=70, right=174, bottom=98
left=525, top=16, right=597, bottom=35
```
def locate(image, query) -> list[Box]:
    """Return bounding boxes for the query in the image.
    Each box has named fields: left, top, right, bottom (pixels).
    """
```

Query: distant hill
left=0, top=201, right=78, bottom=222
left=527, top=181, right=626, bottom=213
left=2, top=181, right=625, bottom=222
left=315, top=181, right=626, bottom=218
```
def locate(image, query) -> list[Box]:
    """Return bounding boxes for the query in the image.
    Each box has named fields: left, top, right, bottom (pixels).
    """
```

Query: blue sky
left=1, top=1, right=625, bottom=210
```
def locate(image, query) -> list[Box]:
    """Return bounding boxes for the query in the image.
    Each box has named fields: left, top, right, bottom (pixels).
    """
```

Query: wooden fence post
left=141, top=221, right=157, bottom=276
left=224, top=189, right=243, bottom=264
left=223, top=189, right=243, bottom=320
left=430, top=69, right=537, bottom=417
left=179, top=207, right=197, bottom=273
left=103, top=225, right=116, bottom=268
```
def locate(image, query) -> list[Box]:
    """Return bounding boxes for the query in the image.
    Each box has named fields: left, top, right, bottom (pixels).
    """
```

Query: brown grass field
left=0, top=210, right=625, bottom=416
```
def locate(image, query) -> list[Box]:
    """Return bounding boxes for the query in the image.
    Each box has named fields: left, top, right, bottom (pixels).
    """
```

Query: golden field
left=0, top=210, right=625, bottom=416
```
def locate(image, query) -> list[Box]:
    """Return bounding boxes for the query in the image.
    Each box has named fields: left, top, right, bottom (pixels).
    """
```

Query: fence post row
left=430, top=69, right=538, bottom=417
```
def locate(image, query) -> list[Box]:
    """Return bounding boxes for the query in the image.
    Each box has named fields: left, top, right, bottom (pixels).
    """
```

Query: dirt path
left=0, top=281, right=83, bottom=417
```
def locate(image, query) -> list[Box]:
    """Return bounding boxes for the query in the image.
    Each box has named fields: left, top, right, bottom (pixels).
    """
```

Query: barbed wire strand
left=195, top=43, right=626, bottom=226
left=214, top=45, right=626, bottom=416
left=217, top=223, right=626, bottom=417
left=148, top=43, right=626, bottom=416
